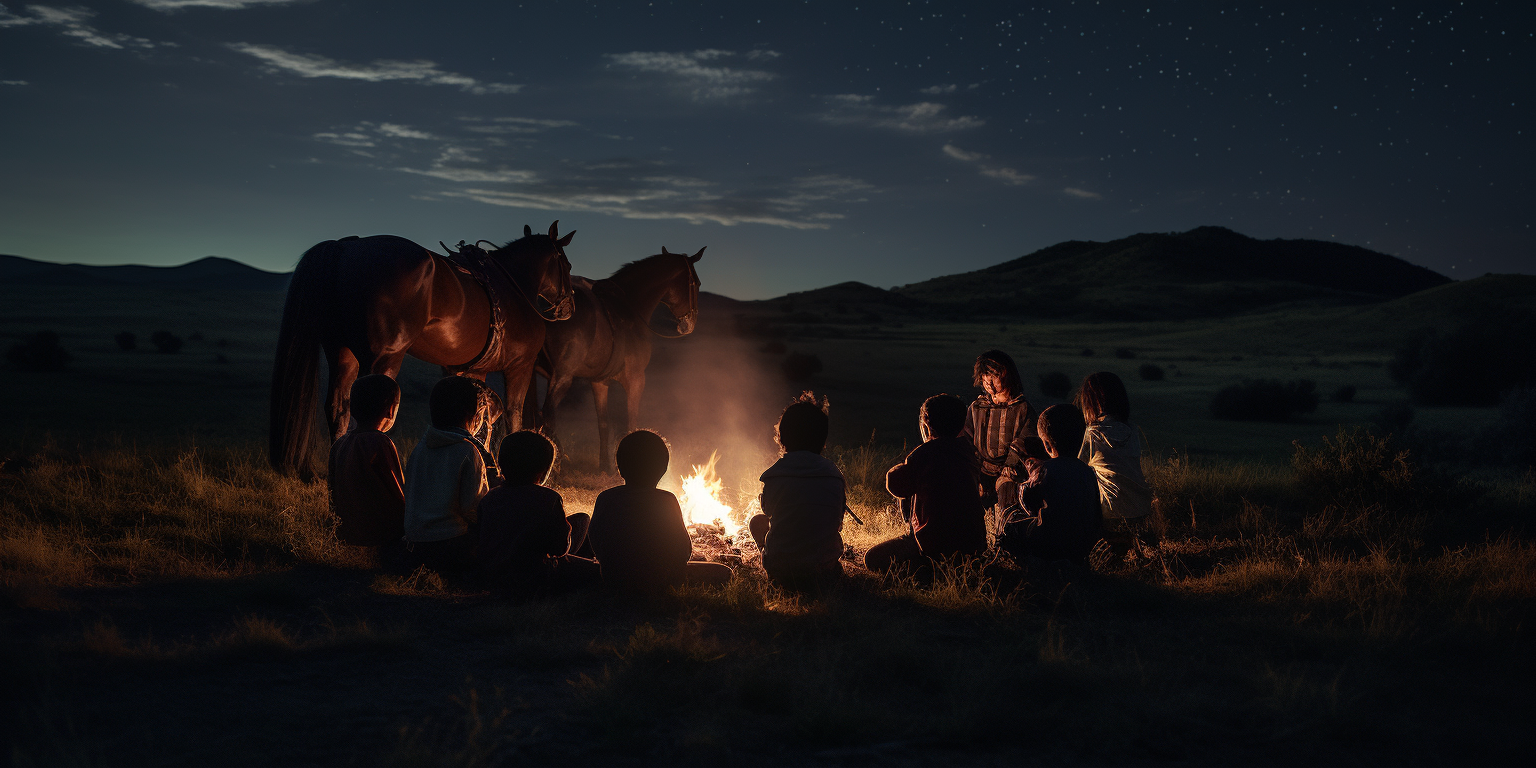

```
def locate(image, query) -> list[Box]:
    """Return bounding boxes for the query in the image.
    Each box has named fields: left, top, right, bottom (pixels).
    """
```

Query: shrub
left=1389, top=314, right=1536, bottom=406
left=1114, top=347, right=1136, bottom=359
left=781, top=352, right=822, bottom=381
left=1292, top=428, right=1456, bottom=518
left=114, top=331, right=136, bottom=351
left=1209, top=379, right=1319, bottom=422
left=1039, top=371, right=1071, bottom=399
left=1332, top=384, right=1357, bottom=403
left=150, top=331, right=184, bottom=354
left=5, top=330, right=70, bottom=371
left=1139, top=364, right=1165, bottom=381
left=1484, top=386, right=1536, bottom=467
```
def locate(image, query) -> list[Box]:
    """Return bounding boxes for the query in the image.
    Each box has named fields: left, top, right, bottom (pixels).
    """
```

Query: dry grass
left=3, top=434, right=1534, bottom=765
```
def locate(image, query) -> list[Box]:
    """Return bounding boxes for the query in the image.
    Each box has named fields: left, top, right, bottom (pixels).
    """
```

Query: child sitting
left=1077, top=372, right=1155, bottom=551
left=963, top=350, right=1045, bottom=541
left=403, top=376, right=497, bottom=577
left=748, top=394, right=846, bottom=591
left=476, top=430, right=599, bottom=595
left=327, top=374, right=405, bottom=567
left=1000, top=404, right=1103, bottom=567
left=866, top=394, right=986, bottom=576
left=588, top=430, right=732, bottom=594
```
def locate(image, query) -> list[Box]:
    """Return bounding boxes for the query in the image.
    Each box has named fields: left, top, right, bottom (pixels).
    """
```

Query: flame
left=679, top=451, right=741, bottom=536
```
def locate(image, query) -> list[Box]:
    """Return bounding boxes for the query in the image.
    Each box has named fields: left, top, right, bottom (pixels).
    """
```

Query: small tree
left=1039, top=371, right=1072, bottom=399
left=1139, top=363, right=1165, bottom=381
left=150, top=330, right=184, bottom=354
left=114, top=331, right=136, bottom=351
left=6, top=331, right=70, bottom=371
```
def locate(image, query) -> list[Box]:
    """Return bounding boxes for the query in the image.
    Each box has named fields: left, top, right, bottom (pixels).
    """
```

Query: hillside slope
left=892, top=226, right=1451, bottom=319
left=0, top=254, right=290, bottom=291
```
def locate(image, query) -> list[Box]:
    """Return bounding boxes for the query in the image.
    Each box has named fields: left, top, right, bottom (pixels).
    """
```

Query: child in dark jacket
left=476, top=431, right=599, bottom=595
left=588, top=430, right=733, bottom=595
left=748, top=393, right=846, bottom=591
left=1000, top=404, right=1103, bottom=567
left=327, top=374, right=406, bottom=568
left=866, top=394, right=986, bottom=575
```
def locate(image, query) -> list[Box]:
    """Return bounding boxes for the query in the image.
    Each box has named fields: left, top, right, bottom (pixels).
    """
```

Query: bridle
left=447, top=239, right=574, bottom=323
left=649, top=258, right=700, bottom=339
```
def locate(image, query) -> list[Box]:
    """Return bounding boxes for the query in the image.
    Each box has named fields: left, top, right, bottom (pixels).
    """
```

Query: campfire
left=678, top=451, right=755, bottom=565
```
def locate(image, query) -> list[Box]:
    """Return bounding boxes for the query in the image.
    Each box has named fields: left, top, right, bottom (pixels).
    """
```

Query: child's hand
left=999, top=466, right=1019, bottom=482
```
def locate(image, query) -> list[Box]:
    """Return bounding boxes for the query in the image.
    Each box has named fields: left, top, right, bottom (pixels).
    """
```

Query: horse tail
left=269, top=239, right=341, bottom=478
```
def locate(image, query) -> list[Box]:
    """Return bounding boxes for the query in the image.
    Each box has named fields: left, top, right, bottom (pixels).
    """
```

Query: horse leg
left=542, top=372, right=575, bottom=449
left=590, top=380, right=613, bottom=473
left=619, top=372, right=645, bottom=440
left=502, top=359, right=536, bottom=436
left=325, top=346, right=361, bottom=443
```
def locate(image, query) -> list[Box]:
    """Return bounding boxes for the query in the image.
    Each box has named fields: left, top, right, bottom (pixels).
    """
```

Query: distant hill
left=885, top=226, right=1452, bottom=320
left=0, top=254, right=290, bottom=291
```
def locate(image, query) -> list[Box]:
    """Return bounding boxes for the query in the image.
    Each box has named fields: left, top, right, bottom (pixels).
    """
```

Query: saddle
left=438, top=241, right=509, bottom=374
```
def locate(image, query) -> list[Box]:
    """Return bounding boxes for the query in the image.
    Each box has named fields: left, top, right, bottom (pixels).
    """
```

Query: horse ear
left=557, top=231, right=576, bottom=247
left=524, top=224, right=533, bottom=237
left=547, top=220, right=560, bottom=240
left=689, top=246, right=706, bottom=263
left=661, top=246, right=673, bottom=256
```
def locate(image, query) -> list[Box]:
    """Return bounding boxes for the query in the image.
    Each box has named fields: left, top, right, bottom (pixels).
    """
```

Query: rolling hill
left=887, top=226, right=1452, bottom=320
left=0, top=254, right=290, bottom=291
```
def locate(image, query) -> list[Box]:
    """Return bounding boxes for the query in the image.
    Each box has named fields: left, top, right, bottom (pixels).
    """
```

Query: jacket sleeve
left=373, top=438, right=406, bottom=502
left=886, top=458, right=919, bottom=499
left=457, top=447, right=489, bottom=524
left=666, top=493, right=693, bottom=564
left=1006, top=401, right=1043, bottom=465
left=543, top=495, right=571, bottom=558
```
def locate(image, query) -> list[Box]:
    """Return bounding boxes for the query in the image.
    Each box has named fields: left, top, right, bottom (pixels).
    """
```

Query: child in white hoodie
left=748, top=393, right=846, bottom=591
left=1076, top=372, right=1155, bottom=548
left=403, top=376, right=499, bottom=576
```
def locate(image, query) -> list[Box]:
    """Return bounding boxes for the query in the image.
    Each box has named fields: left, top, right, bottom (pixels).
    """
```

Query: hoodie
left=885, top=436, right=986, bottom=558
left=403, top=426, right=490, bottom=542
left=758, top=451, right=846, bottom=577
left=1078, top=418, right=1153, bottom=520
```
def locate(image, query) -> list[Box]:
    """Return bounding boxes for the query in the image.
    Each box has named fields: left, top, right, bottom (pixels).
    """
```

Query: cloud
left=459, top=116, right=579, bottom=135
left=605, top=49, right=777, bottom=100
left=1, top=4, right=157, bottom=49
left=2, top=79, right=28, bottom=85
left=819, top=95, right=983, bottom=134
left=941, top=143, right=1033, bottom=186
left=919, top=84, right=957, bottom=95
left=376, top=123, right=435, bottom=140
left=227, top=43, right=521, bottom=94
left=128, top=0, right=305, bottom=10
left=1063, top=187, right=1102, bottom=199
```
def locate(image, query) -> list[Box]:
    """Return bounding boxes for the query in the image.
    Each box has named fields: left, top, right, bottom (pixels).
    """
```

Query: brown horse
left=270, top=222, right=575, bottom=479
left=530, top=246, right=703, bottom=470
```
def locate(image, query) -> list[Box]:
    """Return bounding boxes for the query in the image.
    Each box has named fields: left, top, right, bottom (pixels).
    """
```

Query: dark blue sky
left=2, top=0, right=1531, bottom=298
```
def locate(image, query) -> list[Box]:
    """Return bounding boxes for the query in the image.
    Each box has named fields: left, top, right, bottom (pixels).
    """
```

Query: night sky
left=2, top=1, right=1531, bottom=299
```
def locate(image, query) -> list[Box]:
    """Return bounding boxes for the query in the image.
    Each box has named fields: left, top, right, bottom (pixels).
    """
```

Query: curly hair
left=972, top=350, right=1023, bottom=396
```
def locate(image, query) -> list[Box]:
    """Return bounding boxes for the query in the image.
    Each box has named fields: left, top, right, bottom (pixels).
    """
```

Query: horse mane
left=597, top=253, right=686, bottom=314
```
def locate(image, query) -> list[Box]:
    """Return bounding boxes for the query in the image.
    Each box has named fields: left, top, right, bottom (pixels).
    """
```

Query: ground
left=1, top=283, right=1532, bottom=765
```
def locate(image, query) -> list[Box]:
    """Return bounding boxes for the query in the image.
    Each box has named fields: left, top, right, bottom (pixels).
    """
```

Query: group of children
left=326, top=348, right=1152, bottom=595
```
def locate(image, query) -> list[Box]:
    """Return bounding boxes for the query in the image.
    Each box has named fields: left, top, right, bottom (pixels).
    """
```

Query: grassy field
left=2, top=283, right=1533, bottom=765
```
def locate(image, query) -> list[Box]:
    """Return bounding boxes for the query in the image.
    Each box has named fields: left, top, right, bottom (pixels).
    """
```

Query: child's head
left=1076, top=371, right=1130, bottom=422
left=615, top=429, right=669, bottom=487
left=776, top=392, right=830, bottom=454
left=919, top=394, right=967, bottom=440
left=1037, top=404, right=1086, bottom=458
left=350, top=374, right=400, bottom=430
left=429, top=375, right=483, bottom=431
left=498, top=430, right=557, bottom=486
left=972, top=350, right=1022, bottom=404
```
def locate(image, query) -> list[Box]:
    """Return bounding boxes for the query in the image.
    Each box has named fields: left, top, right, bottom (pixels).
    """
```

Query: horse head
left=501, top=220, right=575, bottom=321
left=657, top=245, right=704, bottom=336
